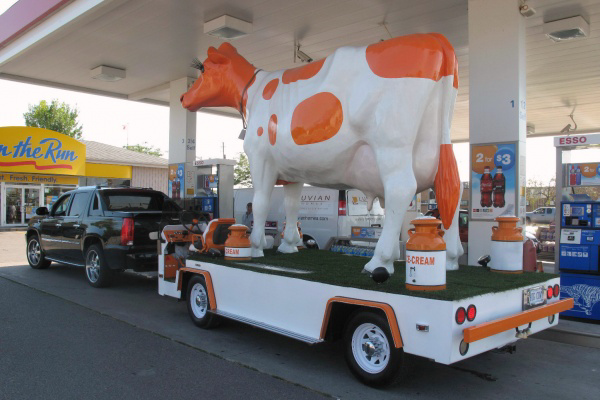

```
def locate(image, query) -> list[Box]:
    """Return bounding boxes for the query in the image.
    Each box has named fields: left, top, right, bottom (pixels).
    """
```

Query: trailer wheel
left=186, top=275, right=220, bottom=329
left=344, top=311, right=409, bottom=387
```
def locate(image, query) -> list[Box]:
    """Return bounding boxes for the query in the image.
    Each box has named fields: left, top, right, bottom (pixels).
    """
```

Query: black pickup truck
left=26, top=186, right=175, bottom=288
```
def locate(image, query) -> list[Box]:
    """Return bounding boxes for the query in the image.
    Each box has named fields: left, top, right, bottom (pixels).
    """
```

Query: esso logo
left=559, top=136, right=587, bottom=145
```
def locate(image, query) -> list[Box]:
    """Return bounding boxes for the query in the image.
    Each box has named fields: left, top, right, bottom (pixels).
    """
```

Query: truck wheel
left=344, top=311, right=409, bottom=387
left=26, top=235, right=51, bottom=269
left=186, top=275, right=220, bottom=329
left=85, top=244, right=113, bottom=288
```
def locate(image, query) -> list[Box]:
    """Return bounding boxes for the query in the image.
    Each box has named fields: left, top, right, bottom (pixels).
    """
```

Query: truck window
left=101, top=192, right=165, bottom=211
left=68, top=192, right=90, bottom=217
left=88, top=193, right=103, bottom=216
left=51, top=194, right=71, bottom=217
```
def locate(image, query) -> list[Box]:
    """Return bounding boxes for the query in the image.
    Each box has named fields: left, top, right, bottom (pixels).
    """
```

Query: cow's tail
left=432, top=33, right=460, bottom=230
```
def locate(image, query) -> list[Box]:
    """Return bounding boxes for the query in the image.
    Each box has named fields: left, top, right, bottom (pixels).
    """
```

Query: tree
left=234, top=153, right=252, bottom=187
left=527, top=178, right=555, bottom=210
left=123, top=143, right=163, bottom=157
left=23, top=99, right=83, bottom=139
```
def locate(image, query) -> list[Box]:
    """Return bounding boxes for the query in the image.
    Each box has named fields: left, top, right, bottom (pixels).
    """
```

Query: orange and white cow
left=181, top=33, right=462, bottom=282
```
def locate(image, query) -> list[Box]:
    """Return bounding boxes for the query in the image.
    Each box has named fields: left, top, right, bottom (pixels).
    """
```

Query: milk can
left=490, top=216, right=523, bottom=273
left=405, top=217, right=447, bottom=291
left=224, top=225, right=252, bottom=261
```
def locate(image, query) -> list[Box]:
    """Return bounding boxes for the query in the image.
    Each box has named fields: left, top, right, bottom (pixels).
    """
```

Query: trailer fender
left=178, top=268, right=217, bottom=310
left=320, top=297, right=403, bottom=348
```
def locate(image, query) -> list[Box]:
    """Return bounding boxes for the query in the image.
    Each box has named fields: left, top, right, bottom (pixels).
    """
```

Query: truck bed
left=188, top=249, right=556, bottom=301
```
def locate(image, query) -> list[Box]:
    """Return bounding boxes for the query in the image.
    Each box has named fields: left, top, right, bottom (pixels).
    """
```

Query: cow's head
left=180, top=43, right=255, bottom=112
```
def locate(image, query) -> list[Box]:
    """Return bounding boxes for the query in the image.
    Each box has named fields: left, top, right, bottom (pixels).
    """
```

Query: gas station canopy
left=1, top=0, right=600, bottom=142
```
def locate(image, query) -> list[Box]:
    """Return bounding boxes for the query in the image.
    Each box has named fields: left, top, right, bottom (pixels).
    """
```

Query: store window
left=44, top=186, right=76, bottom=209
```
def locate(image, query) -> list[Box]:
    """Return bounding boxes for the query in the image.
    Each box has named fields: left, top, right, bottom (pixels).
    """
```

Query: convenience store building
left=0, top=127, right=167, bottom=227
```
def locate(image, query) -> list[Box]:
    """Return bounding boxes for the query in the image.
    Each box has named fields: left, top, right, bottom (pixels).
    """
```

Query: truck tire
left=344, top=311, right=410, bottom=387
left=85, top=244, right=113, bottom=288
left=26, top=234, right=51, bottom=269
left=186, top=275, right=220, bottom=329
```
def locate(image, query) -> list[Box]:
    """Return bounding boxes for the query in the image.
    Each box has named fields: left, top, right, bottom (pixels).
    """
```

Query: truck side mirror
left=36, top=207, right=49, bottom=216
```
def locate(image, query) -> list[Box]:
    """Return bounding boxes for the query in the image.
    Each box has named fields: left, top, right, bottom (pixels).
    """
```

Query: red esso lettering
left=579, top=136, right=587, bottom=143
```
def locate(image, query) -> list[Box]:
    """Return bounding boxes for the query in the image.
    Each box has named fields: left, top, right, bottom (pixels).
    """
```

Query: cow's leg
left=441, top=184, right=464, bottom=270
left=363, top=150, right=417, bottom=281
left=278, top=182, right=303, bottom=253
left=248, top=159, right=278, bottom=258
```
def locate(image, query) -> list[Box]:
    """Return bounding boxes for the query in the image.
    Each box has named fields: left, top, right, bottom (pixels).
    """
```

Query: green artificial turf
left=189, top=249, right=557, bottom=301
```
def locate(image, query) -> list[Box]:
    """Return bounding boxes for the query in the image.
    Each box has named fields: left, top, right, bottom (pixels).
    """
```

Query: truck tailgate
left=132, top=212, right=162, bottom=246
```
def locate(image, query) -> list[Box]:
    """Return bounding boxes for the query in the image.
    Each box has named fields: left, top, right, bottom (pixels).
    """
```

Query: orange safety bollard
left=224, top=225, right=252, bottom=261
left=405, top=217, right=447, bottom=291
left=490, top=216, right=523, bottom=273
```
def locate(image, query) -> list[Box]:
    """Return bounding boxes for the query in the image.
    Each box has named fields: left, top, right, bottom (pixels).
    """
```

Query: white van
left=233, top=187, right=384, bottom=249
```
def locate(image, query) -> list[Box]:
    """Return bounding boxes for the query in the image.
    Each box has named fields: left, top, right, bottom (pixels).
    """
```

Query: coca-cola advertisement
left=470, top=143, right=516, bottom=220
left=168, top=163, right=185, bottom=200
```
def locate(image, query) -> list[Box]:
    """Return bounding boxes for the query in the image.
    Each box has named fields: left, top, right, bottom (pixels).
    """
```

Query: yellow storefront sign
left=85, top=163, right=132, bottom=179
left=0, top=127, right=86, bottom=176
left=0, top=173, right=79, bottom=185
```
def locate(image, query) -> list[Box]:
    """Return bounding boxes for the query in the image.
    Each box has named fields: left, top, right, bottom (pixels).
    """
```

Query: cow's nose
left=180, top=94, right=185, bottom=103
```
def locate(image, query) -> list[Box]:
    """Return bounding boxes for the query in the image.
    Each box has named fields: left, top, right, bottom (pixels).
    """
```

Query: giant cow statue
left=181, top=33, right=463, bottom=282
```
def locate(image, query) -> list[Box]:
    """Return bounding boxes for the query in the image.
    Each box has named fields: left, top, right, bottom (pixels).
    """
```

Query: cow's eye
left=191, top=58, right=204, bottom=73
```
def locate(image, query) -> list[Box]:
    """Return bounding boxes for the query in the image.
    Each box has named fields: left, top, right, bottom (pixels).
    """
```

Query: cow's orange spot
left=262, top=79, right=279, bottom=100
left=257, top=127, right=263, bottom=136
left=282, top=59, right=325, bottom=84
left=276, top=179, right=296, bottom=185
left=268, top=115, right=277, bottom=145
left=366, top=33, right=458, bottom=89
left=291, top=92, right=343, bottom=146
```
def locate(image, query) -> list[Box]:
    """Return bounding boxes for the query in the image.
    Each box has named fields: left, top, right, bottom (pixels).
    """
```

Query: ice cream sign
left=0, top=127, right=86, bottom=176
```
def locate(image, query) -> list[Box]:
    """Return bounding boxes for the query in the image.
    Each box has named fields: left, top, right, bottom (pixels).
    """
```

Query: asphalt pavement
left=1, top=231, right=599, bottom=399
left=0, top=277, right=329, bottom=400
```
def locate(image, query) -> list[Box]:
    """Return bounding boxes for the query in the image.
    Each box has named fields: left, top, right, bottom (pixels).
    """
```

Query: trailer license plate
left=523, top=286, right=546, bottom=310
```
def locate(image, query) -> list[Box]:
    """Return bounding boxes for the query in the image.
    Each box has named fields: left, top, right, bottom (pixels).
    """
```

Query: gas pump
left=554, top=134, right=600, bottom=320
left=190, top=159, right=236, bottom=219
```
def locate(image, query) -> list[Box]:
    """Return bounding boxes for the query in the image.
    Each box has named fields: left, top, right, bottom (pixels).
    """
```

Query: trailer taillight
left=455, top=307, right=466, bottom=324
left=547, top=286, right=554, bottom=299
left=121, top=217, right=134, bottom=246
left=467, top=305, right=477, bottom=322
left=338, top=200, right=347, bottom=216
left=553, top=284, right=560, bottom=298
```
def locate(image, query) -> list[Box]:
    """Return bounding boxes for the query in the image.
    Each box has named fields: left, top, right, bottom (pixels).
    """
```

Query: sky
left=1, top=77, right=597, bottom=185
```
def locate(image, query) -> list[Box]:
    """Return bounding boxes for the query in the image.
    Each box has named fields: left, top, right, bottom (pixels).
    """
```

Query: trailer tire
left=186, top=275, right=220, bottom=329
left=344, top=311, right=409, bottom=387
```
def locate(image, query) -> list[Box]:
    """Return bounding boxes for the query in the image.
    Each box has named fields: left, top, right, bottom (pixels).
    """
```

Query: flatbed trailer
left=158, top=225, right=573, bottom=387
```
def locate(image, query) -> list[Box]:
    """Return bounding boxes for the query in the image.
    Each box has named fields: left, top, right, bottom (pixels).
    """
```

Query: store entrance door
left=5, top=186, right=41, bottom=225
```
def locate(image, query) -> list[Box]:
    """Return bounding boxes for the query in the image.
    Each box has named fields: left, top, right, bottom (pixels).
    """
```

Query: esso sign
left=558, top=136, right=587, bottom=146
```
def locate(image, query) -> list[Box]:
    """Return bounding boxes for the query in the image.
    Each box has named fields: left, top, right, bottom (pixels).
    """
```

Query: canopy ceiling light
left=90, top=65, right=125, bottom=82
left=204, top=15, right=252, bottom=39
left=543, top=16, right=590, bottom=42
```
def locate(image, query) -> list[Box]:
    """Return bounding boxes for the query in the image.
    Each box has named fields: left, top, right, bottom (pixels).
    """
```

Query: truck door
left=39, top=193, right=72, bottom=258
left=60, top=191, right=91, bottom=262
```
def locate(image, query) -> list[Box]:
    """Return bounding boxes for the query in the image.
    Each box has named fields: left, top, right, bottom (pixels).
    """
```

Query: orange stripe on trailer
left=320, top=297, right=403, bottom=348
left=434, top=144, right=460, bottom=230
left=463, top=298, right=574, bottom=344
left=178, top=268, right=217, bottom=310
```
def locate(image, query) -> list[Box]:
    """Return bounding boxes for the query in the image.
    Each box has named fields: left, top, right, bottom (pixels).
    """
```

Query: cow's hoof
left=277, top=241, right=299, bottom=254
left=371, top=267, right=390, bottom=283
left=361, top=268, right=369, bottom=275
left=251, top=248, right=264, bottom=258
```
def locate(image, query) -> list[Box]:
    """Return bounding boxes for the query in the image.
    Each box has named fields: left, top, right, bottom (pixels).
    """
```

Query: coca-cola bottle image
left=576, top=166, right=582, bottom=185
left=492, top=166, right=506, bottom=208
left=480, top=166, right=493, bottom=208
left=171, top=181, right=176, bottom=199
left=569, top=166, right=576, bottom=186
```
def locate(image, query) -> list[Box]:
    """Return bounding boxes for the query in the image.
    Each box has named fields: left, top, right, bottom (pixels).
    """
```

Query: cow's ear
left=207, top=46, right=229, bottom=65
left=218, top=42, right=237, bottom=54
